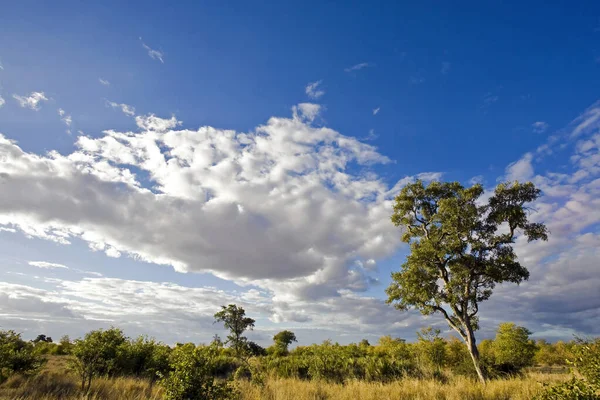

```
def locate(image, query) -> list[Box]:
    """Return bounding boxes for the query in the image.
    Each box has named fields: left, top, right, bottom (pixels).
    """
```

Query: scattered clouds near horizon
left=140, top=38, right=164, bottom=63
left=106, top=100, right=135, bottom=116
left=305, top=80, right=325, bottom=100
left=532, top=121, right=550, bottom=134
left=372, top=107, right=380, bottom=116
left=12, top=92, right=48, bottom=110
left=99, top=78, right=110, bottom=86
left=344, top=62, right=371, bottom=73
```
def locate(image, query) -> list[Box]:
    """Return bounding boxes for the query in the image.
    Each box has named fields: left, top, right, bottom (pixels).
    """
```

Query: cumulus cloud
left=28, top=261, right=68, bottom=269
left=532, top=121, right=549, bottom=133
left=99, top=78, right=110, bottom=86
left=2, top=99, right=600, bottom=342
left=305, top=80, right=324, bottom=99
left=0, top=106, right=406, bottom=310
left=13, top=92, right=48, bottom=110
left=106, top=100, right=135, bottom=116
left=344, top=63, right=370, bottom=72
left=141, top=39, right=164, bottom=63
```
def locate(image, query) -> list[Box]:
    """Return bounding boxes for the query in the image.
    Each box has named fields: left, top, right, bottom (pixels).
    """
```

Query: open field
left=0, top=356, right=571, bottom=400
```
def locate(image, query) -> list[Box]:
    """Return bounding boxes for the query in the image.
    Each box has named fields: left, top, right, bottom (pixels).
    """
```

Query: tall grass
left=238, top=373, right=568, bottom=400
left=0, top=356, right=569, bottom=400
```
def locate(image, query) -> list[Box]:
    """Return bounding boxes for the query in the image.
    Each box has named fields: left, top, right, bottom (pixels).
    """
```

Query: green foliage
left=214, top=304, right=255, bottom=360
left=270, top=330, right=297, bottom=356
left=69, top=327, right=128, bottom=391
left=491, top=323, right=536, bottom=374
left=0, top=330, right=46, bottom=383
left=535, top=377, right=599, bottom=400
left=160, top=343, right=239, bottom=400
left=386, top=180, right=548, bottom=382
left=534, top=338, right=600, bottom=399
left=535, top=340, right=574, bottom=366
left=263, top=339, right=418, bottom=383
left=33, top=334, right=53, bottom=343
left=119, top=335, right=171, bottom=382
left=415, top=327, right=447, bottom=371
left=57, top=335, right=74, bottom=355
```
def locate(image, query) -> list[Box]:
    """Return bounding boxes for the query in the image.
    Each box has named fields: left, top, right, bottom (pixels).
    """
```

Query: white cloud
left=106, top=100, right=135, bottom=116
left=99, top=78, right=110, bottom=86
left=372, top=107, right=380, bottom=115
left=58, top=108, right=73, bottom=131
left=0, top=105, right=401, bottom=310
left=293, top=103, right=321, bottom=122
left=305, top=80, right=324, bottom=99
left=13, top=92, right=48, bottom=110
left=344, top=63, right=370, bottom=73
left=141, top=39, right=164, bottom=63
left=504, top=152, right=534, bottom=181
left=28, top=261, right=68, bottom=269
left=532, top=121, right=549, bottom=133
left=0, top=95, right=5, bottom=108
left=135, top=114, right=181, bottom=132
left=361, top=129, right=378, bottom=141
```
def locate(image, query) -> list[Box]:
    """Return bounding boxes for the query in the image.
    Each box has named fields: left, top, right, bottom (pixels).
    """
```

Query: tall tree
left=385, top=180, right=548, bottom=383
left=214, top=304, right=255, bottom=360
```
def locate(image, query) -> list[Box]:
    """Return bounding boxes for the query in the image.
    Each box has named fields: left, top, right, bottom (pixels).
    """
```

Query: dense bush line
left=1, top=308, right=599, bottom=399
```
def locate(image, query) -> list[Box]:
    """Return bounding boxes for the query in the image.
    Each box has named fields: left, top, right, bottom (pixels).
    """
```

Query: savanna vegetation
left=1, top=181, right=597, bottom=399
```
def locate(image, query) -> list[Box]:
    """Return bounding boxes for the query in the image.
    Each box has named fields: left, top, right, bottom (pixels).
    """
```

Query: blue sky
left=1, top=1, right=600, bottom=345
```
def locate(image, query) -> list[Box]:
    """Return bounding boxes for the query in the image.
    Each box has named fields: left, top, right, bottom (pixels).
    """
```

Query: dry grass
left=0, top=356, right=569, bottom=400
left=238, top=374, right=569, bottom=400
left=0, top=356, right=162, bottom=400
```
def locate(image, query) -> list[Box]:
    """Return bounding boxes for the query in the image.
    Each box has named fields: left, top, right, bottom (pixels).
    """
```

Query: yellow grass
left=238, top=373, right=568, bottom=400
left=0, top=356, right=569, bottom=400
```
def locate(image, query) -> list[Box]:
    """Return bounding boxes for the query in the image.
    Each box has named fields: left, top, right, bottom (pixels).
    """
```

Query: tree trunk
left=465, top=326, right=486, bottom=384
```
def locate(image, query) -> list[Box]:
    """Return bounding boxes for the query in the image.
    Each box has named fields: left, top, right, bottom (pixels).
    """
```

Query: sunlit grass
left=0, top=357, right=569, bottom=400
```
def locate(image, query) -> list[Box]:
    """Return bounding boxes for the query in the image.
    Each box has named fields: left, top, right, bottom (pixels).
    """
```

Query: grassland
left=0, top=356, right=569, bottom=400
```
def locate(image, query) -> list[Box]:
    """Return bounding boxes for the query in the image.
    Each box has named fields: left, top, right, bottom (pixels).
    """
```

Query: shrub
left=69, top=327, right=128, bottom=391
left=0, top=330, right=45, bottom=383
left=534, top=338, right=600, bottom=399
left=160, top=343, right=239, bottom=400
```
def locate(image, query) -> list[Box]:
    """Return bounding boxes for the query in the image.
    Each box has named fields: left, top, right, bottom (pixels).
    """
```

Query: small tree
left=386, top=180, right=548, bottom=383
left=214, top=304, right=255, bottom=360
left=69, top=327, right=127, bottom=392
left=33, top=334, right=53, bottom=343
left=272, top=330, right=297, bottom=355
left=121, top=336, right=171, bottom=384
left=0, top=330, right=45, bottom=382
left=415, top=327, right=447, bottom=372
left=492, top=322, right=536, bottom=374
left=160, top=343, right=239, bottom=400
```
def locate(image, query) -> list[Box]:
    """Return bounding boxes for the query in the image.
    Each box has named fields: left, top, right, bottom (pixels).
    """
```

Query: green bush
left=0, top=330, right=46, bottom=383
left=534, top=338, right=600, bottom=399
left=160, top=343, right=239, bottom=400
left=69, top=327, right=128, bottom=391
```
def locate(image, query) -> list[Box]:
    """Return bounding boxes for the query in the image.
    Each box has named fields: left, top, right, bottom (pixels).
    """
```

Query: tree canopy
left=386, top=180, right=548, bottom=382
